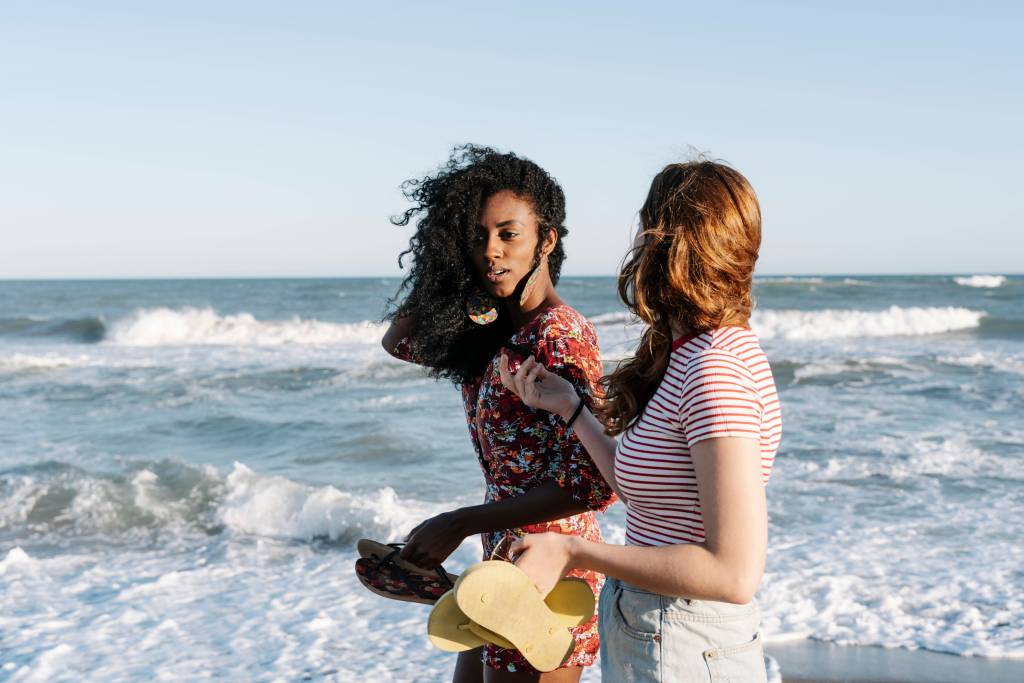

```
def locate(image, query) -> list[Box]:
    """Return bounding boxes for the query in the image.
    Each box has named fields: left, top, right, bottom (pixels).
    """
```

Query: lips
left=485, top=267, right=510, bottom=283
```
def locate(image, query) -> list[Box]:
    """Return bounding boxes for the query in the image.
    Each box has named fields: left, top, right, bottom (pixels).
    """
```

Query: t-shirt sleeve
left=679, top=348, right=763, bottom=446
left=534, top=315, right=616, bottom=512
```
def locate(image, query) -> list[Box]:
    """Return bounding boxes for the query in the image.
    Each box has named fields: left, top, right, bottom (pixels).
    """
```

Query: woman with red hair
left=501, top=159, right=781, bottom=682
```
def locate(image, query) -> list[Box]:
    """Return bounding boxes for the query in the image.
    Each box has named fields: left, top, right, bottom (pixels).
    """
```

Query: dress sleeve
left=389, top=335, right=420, bottom=364
left=679, top=348, right=763, bottom=446
left=534, top=314, right=616, bottom=512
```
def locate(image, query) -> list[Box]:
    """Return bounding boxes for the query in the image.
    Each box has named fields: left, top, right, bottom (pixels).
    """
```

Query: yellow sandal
left=427, top=572, right=594, bottom=654
left=449, top=561, right=585, bottom=672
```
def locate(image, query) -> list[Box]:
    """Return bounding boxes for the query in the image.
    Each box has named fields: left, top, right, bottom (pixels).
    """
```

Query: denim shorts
left=598, top=577, right=767, bottom=682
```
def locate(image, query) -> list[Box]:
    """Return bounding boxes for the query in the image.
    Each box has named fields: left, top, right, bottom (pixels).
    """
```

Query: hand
left=498, top=354, right=579, bottom=419
left=510, top=532, right=576, bottom=598
left=400, top=511, right=467, bottom=568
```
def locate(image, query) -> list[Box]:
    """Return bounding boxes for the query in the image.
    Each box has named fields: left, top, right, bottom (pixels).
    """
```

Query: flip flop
left=357, top=539, right=457, bottom=581
left=426, top=591, right=490, bottom=651
left=452, top=561, right=578, bottom=672
left=354, top=540, right=455, bottom=605
left=427, top=575, right=594, bottom=653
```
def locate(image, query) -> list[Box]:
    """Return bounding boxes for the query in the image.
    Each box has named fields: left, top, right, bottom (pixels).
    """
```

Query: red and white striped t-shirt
left=614, top=326, right=781, bottom=547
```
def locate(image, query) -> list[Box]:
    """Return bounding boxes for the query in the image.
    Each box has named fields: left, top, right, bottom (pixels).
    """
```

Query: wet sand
left=768, top=641, right=1024, bottom=683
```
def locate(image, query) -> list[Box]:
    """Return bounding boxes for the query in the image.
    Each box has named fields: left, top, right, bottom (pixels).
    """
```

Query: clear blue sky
left=2, top=1, right=1021, bottom=278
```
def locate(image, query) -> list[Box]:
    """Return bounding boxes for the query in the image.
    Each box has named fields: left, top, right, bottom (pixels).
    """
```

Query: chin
left=490, top=286, right=514, bottom=299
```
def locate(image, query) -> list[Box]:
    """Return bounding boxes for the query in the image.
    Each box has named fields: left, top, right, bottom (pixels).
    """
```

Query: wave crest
left=0, top=460, right=224, bottom=536
left=217, top=463, right=425, bottom=543
left=954, top=275, right=1006, bottom=288
left=751, top=306, right=984, bottom=340
left=592, top=306, right=985, bottom=348
left=107, top=307, right=386, bottom=347
left=0, top=461, right=430, bottom=543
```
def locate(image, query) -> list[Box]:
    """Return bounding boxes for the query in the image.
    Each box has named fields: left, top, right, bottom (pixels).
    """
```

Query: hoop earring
left=466, top=289, right=499, bottom=325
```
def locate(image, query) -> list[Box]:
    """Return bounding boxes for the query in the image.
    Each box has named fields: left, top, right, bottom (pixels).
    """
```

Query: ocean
left=1, top=275, right=1022, bottom=681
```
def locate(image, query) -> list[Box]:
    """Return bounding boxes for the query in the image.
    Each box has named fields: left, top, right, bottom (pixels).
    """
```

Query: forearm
left=556, top=401, right=623, bottom=501
left=453, top=480, right=588, bottom=537
left=568, top=537, right=764, bottom=604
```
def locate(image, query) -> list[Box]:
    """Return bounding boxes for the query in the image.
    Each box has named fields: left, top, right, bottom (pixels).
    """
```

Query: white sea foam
left=590, top=312, right=643, bottom=361
left=0, top=461, right=435, bottom=545
left=755, top=276, right=825, bottom=284
left=0, top=462, right=225, bottom=536
left=0, top=518, right=778, bottom=682
left=589, top=311, right=635, bottom=325
left=0, top=353, right=85, bottom=371
left=936, top=351, right=1024, bottom=375
left=107, top=307, right=387, bottom=347
left=217, top=462, right=429, bottom=542
left=591, top=306, right=986, bottom=357
left=0, top=547, right=34, bottom=575
left=751, top=306, right=984, bottom=340
left=954, top=275, right=1006, bottom=288
left=790, top=355, right=932, bottom=382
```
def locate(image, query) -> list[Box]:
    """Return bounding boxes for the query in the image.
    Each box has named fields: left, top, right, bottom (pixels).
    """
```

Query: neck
left=505, top=276, right=562, bottom=330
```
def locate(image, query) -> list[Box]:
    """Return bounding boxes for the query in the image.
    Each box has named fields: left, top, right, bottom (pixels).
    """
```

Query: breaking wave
left=954, top=275, right=1006, bottom=288
left=751, top=306, right=984, bottom=341
left=0, top=460, right=429, bottom=544
left=592, top=306, right=985, bottom=347
left=107, top=307, right=386, bottom=347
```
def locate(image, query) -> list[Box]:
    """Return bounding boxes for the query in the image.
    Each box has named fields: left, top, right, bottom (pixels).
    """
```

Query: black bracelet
left=565, top=397, right=585, bottom=430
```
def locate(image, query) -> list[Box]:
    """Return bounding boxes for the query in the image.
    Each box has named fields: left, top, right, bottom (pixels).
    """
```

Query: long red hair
left=600, top=160, right=762, bottom=435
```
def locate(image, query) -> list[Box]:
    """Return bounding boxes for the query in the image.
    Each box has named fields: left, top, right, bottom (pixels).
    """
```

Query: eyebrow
left=495, top=220, right=525, bottom=228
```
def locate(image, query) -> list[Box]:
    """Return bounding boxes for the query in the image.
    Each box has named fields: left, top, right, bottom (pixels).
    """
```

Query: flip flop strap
left=435, top=565, right=453, bottom=589
left=489, top=531, right=521, bottom=562
left=377, top=547, right=453, bottom=594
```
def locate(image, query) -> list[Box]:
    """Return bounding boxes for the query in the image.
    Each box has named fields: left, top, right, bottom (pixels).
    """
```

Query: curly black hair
left=386, top=144, right=569, bottom=385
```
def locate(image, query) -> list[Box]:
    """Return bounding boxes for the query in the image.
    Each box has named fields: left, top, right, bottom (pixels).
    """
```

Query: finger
left=404, top=521, right=424, bottom=541
left=525, top=363, right=545, bottom=385
left=498, top=354, right=518, bottom=394
left=406, top=547, right=429, bottom=567
left=509, top=542, right=527, bottom=564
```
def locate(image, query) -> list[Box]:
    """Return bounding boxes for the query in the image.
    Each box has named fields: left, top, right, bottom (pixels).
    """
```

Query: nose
left=484, top=233, right=503, bottom=261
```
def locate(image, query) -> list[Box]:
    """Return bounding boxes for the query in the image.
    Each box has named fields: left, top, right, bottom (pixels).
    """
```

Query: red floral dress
left=393, top=304, right=615, bottom=673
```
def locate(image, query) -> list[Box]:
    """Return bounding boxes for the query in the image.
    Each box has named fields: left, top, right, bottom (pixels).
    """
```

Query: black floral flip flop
left=354, top=539, right=456, bottom=605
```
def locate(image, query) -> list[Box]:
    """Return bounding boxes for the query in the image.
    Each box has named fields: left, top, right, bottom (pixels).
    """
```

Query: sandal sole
left=453, top=561, right=574, bottom=672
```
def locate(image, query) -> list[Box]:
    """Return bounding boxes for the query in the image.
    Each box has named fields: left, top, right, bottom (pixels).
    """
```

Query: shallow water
left=1, top=275, right=1022, bottom=680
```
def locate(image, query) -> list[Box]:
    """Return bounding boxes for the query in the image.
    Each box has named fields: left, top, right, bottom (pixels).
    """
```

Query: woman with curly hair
left=381, top=145, right=615, bottom=682
left=500, top=160, right=781, bottom=682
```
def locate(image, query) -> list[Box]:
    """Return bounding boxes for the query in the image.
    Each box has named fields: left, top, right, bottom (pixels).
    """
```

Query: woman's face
left=471, top=190, right=545, bottom=299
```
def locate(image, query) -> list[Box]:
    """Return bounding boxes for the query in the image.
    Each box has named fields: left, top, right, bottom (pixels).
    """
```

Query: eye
left=500, top=230, right=519, bottom=240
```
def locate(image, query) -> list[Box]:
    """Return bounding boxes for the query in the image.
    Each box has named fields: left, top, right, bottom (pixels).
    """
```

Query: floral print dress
left=393, top=304, right=615, bottom=673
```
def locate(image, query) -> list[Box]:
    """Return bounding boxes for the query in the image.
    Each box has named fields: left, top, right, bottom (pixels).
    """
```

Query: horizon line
left=1, top=272, right=1020, bottom=283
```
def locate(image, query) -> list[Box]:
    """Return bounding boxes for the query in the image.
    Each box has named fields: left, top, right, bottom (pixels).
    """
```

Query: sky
left=1, top=1, right=1022, bottom=278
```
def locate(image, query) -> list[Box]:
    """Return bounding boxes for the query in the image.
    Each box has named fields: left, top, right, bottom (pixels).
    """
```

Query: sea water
left=1, top=275, right=1022, bottom=681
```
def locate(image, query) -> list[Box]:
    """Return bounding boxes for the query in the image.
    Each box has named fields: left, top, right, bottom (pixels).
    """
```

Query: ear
left=539, top=227, right=558, bottom=259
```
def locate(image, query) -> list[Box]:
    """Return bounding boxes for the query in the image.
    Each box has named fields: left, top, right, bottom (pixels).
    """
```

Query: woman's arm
left=498, top=354, right=624, bottom=500
left=399, top=480, right=587, bottom=568
left=512, top=436, right=767, bottom=604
